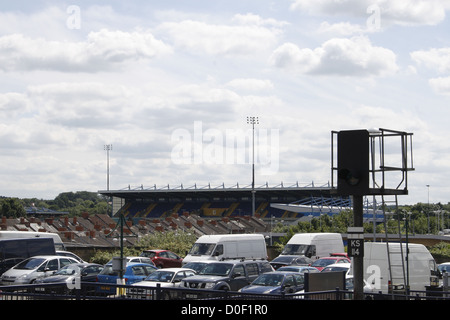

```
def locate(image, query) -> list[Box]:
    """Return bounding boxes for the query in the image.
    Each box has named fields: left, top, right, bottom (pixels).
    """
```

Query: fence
left=1, top=282, right=449, bottom=301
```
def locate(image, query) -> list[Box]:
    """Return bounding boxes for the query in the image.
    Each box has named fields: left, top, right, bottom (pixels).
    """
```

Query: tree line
left=0, top=191, right=109, bottom=218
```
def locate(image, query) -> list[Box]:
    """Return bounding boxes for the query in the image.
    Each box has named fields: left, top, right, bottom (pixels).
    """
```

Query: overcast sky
left=1, top=1, right=450, bottom=205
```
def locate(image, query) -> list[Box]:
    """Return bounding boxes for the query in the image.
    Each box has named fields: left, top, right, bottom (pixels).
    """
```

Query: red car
left=311, top=257, right=351, bottom=271
left=140, top=249, right=183, bottom=268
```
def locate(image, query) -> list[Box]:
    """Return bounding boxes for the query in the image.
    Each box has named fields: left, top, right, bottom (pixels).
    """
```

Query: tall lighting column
left=104, top=144, right=112, bottom=217
left=104, top=144, right=112, bottom=190
left=247, top=116, right=259, bottom=216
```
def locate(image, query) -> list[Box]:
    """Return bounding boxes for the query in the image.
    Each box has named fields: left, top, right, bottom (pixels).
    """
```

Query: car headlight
left=204, top=282, right=215, bottom=289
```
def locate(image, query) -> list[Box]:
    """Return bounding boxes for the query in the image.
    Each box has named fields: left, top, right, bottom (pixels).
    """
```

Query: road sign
left=348, top=238, right=364, bottom=257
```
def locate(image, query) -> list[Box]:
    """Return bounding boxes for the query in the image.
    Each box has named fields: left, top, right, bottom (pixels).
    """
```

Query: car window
left=167, top=252, right=178, bottom=259
left=184, top=270, right=195, bottom=278
left=232, top=265, right=245, bottom=277
left=159, top=252, right=168, bottom=258
left=284, top=275, right=295, bottom=286
left=132, top=266, right=148, bottom=276
left=15, top=258, right=45, bottom=270
left=143, top=265, right=157, bottom=275
left=46, top=259, right=59, bottom=271
left=260, top=262, right=273, bottom=273
left=213, top=245, right=223, bottom=256
left=293, top=274, right=304, bottom=285
left=245, top=263, right=259, bottom=276
left=60, top=258, right=75, bottom=268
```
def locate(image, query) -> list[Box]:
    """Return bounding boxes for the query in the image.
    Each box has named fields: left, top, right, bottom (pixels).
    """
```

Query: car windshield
left=141, top=252, right=156, bottom=258
left=252, top=274, right=284, bottom=286
left=183, top=262, right=208, bottom=273
left=199, top=263, right=233, bottom=276
left=278, top=267, right=303, bottom=272
left=55, top=265, right=81, bottom=275
left=312, top=259, right=336, bottom=267
left=272, top=256, right=294, bottom=263
left=281, top=244, right=309, bottom=255
left=144, top=271, right=174, bottom=282
left=322, top=266, right=348, bottom=272
left=188, top=243, right=216, bottom=255
left=14, top=258, right=46, bottom=270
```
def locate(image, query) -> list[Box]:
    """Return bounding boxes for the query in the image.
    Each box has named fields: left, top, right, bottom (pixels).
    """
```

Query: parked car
left=270, top=255, right=313, bottom=270
left=127, top=268, right=196, bottom=300
left=180, top=260, right=273, bottom=294
left=0, top=255, right=78, bottom=285
left=311, top=257, right=350, bottom=271
left=56, top=251, right=85, bottom=263
left=438, top=262, right=450, bottom=275
left=140, top=249, right=183, bottom=268
left=320, top=263, right=351, bottom=273
left=106, top=256, right=155, bottom=267
left=34, top=263, right=103, bottom=294
left=239, top=271, right=305, bottom=295
left=345, top=275, right=376, bottom=294
left=96, top=262, right=157, bottom=295
left=276, top=266, right=319, bottom=274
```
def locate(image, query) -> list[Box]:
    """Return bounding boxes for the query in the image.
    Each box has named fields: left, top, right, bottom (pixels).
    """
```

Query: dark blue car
left=96, top=263, right=157, bottom=294
left=239, top=271, right=304, bottom=295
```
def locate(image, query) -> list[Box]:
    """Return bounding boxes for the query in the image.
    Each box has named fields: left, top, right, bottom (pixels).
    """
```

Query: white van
left=362, top=242, right=439, bottom=293
left=182, top=234, right=267, bottom=265
left=281, top=233, right=344, bottom=261
left=0, top=231, right=65, bottom=251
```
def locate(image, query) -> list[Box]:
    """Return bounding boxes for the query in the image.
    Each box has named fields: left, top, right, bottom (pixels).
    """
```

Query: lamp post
left=426, top=184, right=430, bottom=234
left=247, top=116, right=259, bottom=216
left=104, top=144, right=112, bottom=190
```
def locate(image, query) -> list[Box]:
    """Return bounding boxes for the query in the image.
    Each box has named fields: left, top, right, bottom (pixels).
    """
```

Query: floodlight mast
left=247, top=116, right=259, bottom=217
left=104, top=144, right=112, bottom=191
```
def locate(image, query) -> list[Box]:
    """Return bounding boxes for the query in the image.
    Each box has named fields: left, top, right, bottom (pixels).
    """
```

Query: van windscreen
left=282, top=244, right=310, bottom=255
left=189, top=243, right=216, bottom=255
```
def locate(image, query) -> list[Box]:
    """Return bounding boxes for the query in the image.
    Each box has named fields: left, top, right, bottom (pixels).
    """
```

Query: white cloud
left=270, top=36, right=398, bottom=77
left=317, top=21, right=375, bottom=36
left=158, top=17, right=282, bottom=56
left=411, top=47, right=450, bottom=74
left=0, top=29, right=171, bottom=72
left=429, top=77, right=450, bottom=95
left=225, top=78, right=274, bottom=92
left=290, top=0, right=450, bottom=26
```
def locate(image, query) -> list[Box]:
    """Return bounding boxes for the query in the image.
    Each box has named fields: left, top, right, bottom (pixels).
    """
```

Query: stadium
left=98, top=181, right=383, bottom=223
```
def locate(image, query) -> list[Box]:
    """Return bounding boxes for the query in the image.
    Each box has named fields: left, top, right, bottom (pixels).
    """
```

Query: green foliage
left=89, top=230, right=198, bottom=264
left=0, top=198, right=26, bottom=218
left=136, top=230, right=198, bottom=257
left=428, top=242, right=450, bottom=263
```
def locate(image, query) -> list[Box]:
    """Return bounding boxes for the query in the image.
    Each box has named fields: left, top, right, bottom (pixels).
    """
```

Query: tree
left=0, top=198, right=26, bottom=218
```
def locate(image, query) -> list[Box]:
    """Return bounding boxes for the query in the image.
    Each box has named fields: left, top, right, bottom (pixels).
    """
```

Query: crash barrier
left=0, top=283, right=449, bottom=300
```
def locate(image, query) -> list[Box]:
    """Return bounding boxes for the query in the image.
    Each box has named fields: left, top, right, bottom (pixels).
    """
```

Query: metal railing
left=1, top=282, right=449, bottom=301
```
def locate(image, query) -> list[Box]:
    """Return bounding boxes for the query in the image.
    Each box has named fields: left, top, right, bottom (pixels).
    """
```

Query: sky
left=1, top=0, right=450, bottom=205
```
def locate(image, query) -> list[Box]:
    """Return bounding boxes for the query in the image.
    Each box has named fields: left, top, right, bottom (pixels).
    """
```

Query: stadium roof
left=99, top=181, right=334, bottom=203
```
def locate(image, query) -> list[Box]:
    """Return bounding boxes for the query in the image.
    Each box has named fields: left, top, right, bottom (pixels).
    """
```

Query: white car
left=0, top=255, right=78, bottom=285
left=127, top=268, right=196, bottom=299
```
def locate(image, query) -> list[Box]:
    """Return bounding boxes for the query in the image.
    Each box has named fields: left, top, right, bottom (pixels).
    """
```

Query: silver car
left=0, top=255, right=78, bottom=285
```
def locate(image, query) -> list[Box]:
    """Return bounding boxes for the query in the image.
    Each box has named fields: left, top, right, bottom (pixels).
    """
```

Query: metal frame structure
left=331, top=128, right=414, bottom=196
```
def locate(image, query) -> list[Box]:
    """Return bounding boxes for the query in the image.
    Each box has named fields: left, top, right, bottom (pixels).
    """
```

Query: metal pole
left=247, top=117, right=258, bottom=216
left=104, top=144, right=112, bottom=190
left=353, top=195, right=364, bottom=300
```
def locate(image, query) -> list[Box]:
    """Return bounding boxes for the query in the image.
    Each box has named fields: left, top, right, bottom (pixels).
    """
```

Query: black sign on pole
left=347, top=227, right=364, bottom=258
left=337, top=130, right=370, bottom=196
